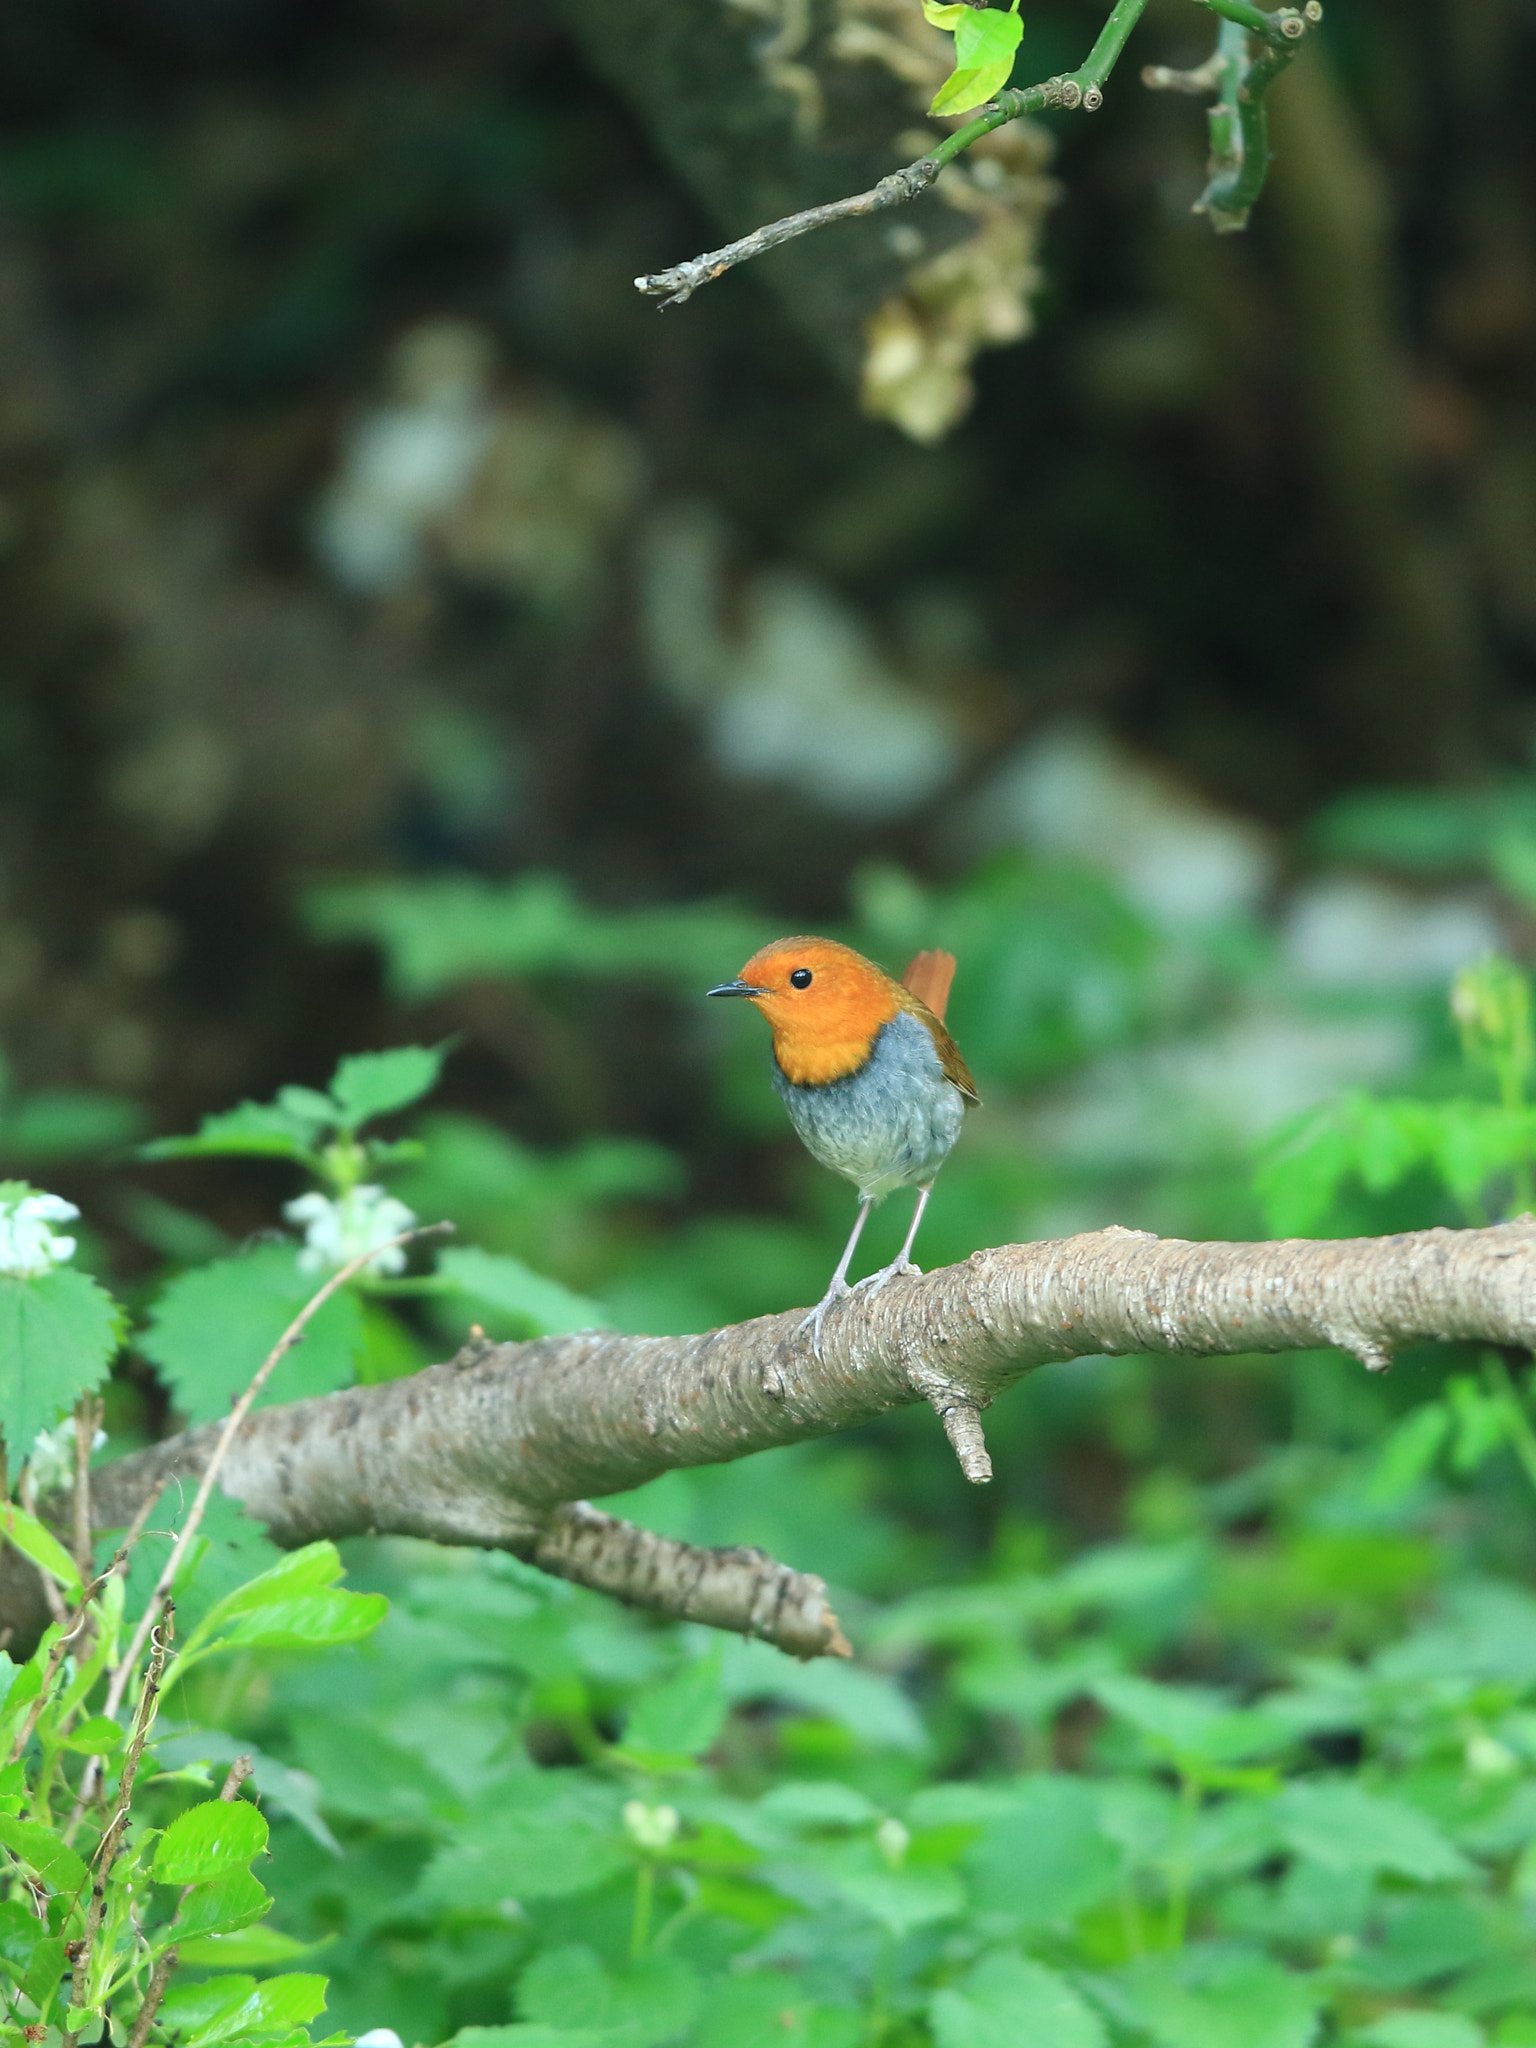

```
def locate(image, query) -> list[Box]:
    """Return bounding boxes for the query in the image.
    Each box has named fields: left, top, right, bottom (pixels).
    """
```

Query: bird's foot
left=799, top=1282, right=852, bottom=1360
left=851, top=1256, right=923, bottom=1301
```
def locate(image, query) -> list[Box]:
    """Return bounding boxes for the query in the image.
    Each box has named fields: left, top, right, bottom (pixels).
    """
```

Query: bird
left=707, top=936, right=979, bottom=1351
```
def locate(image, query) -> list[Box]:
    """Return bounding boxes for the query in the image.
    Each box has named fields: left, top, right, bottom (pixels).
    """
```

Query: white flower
left=354, top=2032, right=405, bottom=2048
left=284, top=1186, right=417, bottom=1276
left=25, top=1416, right=108, bottom=1495
left=622, top=1801, right=679, bottom=1854
left=0, top=1188, right=80, bottom=1278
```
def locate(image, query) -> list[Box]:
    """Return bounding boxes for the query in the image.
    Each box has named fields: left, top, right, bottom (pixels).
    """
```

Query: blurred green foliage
left=13, top=826, right=1536, bottom=2046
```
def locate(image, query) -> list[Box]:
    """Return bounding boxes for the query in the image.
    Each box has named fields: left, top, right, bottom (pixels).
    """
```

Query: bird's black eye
left=789, top=967, right=813, bottom=989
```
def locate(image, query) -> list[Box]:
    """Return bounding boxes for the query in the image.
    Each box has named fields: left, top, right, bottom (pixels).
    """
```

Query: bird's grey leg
left=800, top=1198, right=873, bottom=1355
left=850, top=1184, right=932, bottom=1299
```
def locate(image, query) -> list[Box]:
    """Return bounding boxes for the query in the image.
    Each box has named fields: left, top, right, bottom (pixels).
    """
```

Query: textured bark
left=51, top=1220, right=1536, bottom=1661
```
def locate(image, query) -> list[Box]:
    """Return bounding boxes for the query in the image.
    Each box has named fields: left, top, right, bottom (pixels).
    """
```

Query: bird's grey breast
left=772, top=1008, right=966, bottom=1201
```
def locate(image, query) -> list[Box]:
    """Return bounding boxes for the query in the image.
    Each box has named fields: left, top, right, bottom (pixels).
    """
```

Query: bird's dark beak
left=706, top=979, right=770, bottom=999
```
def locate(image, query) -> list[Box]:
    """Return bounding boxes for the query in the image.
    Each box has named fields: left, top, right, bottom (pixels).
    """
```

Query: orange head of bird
left=707, top=936, right=910, bottom=1087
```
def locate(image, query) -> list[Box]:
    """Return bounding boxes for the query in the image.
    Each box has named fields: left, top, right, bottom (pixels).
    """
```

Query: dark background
left=0, top=0, right=1531, bottom=1240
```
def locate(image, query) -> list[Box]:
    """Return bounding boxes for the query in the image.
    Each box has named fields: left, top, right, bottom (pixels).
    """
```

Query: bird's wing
left=901, top=948, right=957, bottom=1023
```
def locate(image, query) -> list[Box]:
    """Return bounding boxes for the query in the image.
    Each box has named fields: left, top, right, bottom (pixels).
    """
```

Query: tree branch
left=53, top=1221, right=1536, bottom=1662
left=634, top=0, right=1326, bottom=306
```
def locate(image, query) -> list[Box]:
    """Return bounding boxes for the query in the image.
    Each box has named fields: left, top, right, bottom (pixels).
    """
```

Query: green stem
left=1198, top=0, right=1282, bottom=38
left=930, top=0, right=1152, bottom=171
left=630, top=1862, right=655, bottom=1960
left=1163, top=1772, right=1201, bottom=1949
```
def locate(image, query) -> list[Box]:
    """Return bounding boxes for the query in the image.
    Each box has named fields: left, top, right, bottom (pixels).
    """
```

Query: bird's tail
left=901, top=948, right=957, bottom=1022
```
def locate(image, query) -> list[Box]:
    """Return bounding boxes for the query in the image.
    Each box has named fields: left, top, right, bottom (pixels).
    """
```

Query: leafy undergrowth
left=12, top=827, right=1536, bottom=2045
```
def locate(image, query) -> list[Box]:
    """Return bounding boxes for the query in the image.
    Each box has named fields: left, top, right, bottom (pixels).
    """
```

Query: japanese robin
left=708, top=937, right=979, bottom=1350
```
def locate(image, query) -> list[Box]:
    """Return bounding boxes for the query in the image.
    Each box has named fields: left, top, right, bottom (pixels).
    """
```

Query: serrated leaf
left=174, top=1871, right=272, bottom=1943
left=0, top=1895, right=49, bottom=1980
left=836, top=1863, right=964, bottom=1935
left=0, top=1266, right=121, bottom=1458
left=163, top=1972, right=327, bottom=2048
left=329, top=1045, right=446, bottom=1124
left=624, top=1652, right=726, bottom=1759
left=928, top=5, right=1022, bottom=116
left=519, top=1945, right=699, bottom=2046
left=141, top=1244, right=364, bottom=1422
left=1274, top=1781, right=1470, bottom=1881
left=58, top=1713, right=122, bottom=1754
left=0, top=1815, right=88, bottom=1895
left=0, top=1503, right=82, bottom=1601
left=962, top=1777, right=1118, bottom=1925
left=229, top=1972, right=330, bottom=2036
left=1115, top=1946, right=1322, bottom=2048
left=152, top=1797, right=269, bottom=1884
left=161, top=1976, right=257, bottom=2042
left=140, top=1098, right=328, bottom=1164
left=931, top=1951, right=1106, bottom=2048
left=415, top=1780, right=627, bottom=1908
left=182, top=1543, right=387, bottom=1661
left=439, top=1245, right=608, bottom=1337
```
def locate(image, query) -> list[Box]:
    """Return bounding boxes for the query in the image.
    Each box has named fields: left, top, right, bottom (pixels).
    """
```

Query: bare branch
left=634, top=0, right=1329, bottom=304
left=72, top=1221, right=1536, bottom=1661
left=635, top=0, right=1150, bottom=307
left=635, top=159, right=942, bottom=309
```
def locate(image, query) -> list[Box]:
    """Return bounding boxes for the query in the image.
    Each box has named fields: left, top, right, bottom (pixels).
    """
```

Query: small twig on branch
left=73, top=1221, right=1536, bottom=1663
left=634, top=0, right=1324, bottom=304
left=635, top=0, right=1149, bottom=306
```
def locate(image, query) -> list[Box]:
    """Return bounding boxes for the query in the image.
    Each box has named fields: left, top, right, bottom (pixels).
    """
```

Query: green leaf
left=290, top=1714, right=455, bottom=1825
left=182, top=1542, right=387, bottom=1661
left=58, top=1713, right=123, bottom=1754
left=722, top=1637, right=928, bottom=1751
left=176, top=1927, right=321, bottom=1969
left=1368, top=1403, right=1451, bottom=1504
left=415, top=1781, right=627, bottom=1908
left=520, top=1946, right=700, bottom=2046
left=152, top=1796, right=269, bottom=1884
left=0, top=1266, right=121, bottom=1458
left=305, top=873, right=761, bottom=1003
left=451, top=2031, right=604, bottom=2048
left=0, top=1815, right=89, bottom=1895
left=690, top=1977, right=861, bottom=2048
left=162, top=1972, right=328, bottom=2048
left=141, top=1244, right=364, bottom=1422
left=931, top=1952, right=1106, bottom=2048
left=928, top=4, right=1023, bottom=117
left=229, top=1972, right=330, bottom=2036
left=0, top=1503, right=83, bottom=1600
left=174, top=1871, right=272, bottom=1942
left=329, top=1044, right=447, bottom=1124
left=623, top=1651, right=726, bottom=1759
left=1273, top=1782, right=1470, bottom=1882
left=439, top=1245, right=609, bottom=1337
left=161, top=1978, right=258, bottom=2041
left=1115, top=1946, right=1322, bottom=2048
left=962, top=1777, right=1119, bottom=1925
left=0, top=1895, right=49, bottom=1979
left=921, top=0, right=968, bottom=25
left=835, top=1863, right=965, bottom=1935
left=1094, top=1674, right=1290, bottom=1767
left=141, top=1098, right=330, bottom=1163
left=1354, top=2014, right=1485, bottom=2048
left=0, top=1089, right=145, bottom=1165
